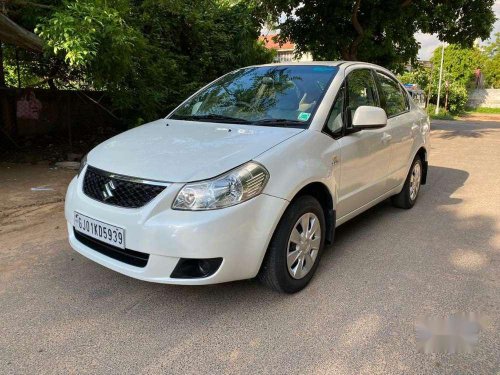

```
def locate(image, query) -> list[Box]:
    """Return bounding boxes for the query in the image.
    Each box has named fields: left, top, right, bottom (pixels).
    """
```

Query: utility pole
left=426, top=63, right=433, bottom=111
left=435, top=43, right=445, bottom=115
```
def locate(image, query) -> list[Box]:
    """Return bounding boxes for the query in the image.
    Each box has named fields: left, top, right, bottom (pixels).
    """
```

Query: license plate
left=74, top=212, right=125, bottom=249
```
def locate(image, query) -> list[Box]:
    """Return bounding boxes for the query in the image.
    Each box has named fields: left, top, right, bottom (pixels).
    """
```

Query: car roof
left=248, top=61, right=395, bottom=75
left=256, top=61, right=344, bottom=67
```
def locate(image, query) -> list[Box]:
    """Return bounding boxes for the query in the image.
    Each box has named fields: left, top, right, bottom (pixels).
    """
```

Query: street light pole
left=426, top=62, right=433, bottom=111
left=435, top=43, right=445, bottom=115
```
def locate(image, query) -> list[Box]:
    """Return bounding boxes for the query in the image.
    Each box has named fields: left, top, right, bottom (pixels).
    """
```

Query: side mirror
left=351, top=106, right=387, bottom=129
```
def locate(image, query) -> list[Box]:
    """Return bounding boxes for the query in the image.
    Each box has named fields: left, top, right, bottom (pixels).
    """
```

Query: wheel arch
left=415, top=146, right=428, bottom=185
left=291, top=182, right=336, bottom=245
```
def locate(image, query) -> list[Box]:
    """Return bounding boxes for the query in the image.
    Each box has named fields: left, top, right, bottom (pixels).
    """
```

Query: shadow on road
left=432, top=119, right=500, bottom=139
left=331, top=165, right=467, bottom=236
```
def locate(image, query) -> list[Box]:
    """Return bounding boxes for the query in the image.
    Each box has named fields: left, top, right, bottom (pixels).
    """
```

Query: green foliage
left=483, top=55, right=500, bottom=88
left=425, top=44, right=486, bottom=113
left=430, top=45, right=485, bottom=88
left=3, top=0, right=274, bottom=125
left=427, top=78, right=468, bottom=114
left=428, top=104, right=457, bottom=120
left=467, top=107, right=500, bottom=114
left=416, top=40, right=500, bottom=112
left=400, top=44, right=486, bottom=114
left=482, top=33, right=500, bottom=88
left=36, top=0, right=141, bottom=91
left=2, top=45, right=52, bottom=88
left=399, top=65, right=431, bottom=92
left=262, top=0, right=495, bottom=71
left=107, top=0, right=274, bottom=123
left=483, top=32, right=499, bottom=57
left=445, top=82, right=468, bottom=113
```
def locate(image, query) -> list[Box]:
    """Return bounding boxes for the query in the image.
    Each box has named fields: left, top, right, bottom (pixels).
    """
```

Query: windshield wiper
left=171, top=114, right=251, bottom=124
left=170, top=114, right=308, bottom=127
left=252, top=118, right=306, bottom=127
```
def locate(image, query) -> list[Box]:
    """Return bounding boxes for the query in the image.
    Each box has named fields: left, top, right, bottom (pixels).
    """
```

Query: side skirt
left=335, top=185, right=402, bottom=227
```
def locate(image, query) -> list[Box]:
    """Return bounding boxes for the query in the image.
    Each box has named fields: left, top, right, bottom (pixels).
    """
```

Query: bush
left=446, top=82, right=468, bottom=113
left=427, top=81, right=468, bottom=114
left=427, top=104, right=456, bottom=120
left=11, top=0, right=274, bottom=126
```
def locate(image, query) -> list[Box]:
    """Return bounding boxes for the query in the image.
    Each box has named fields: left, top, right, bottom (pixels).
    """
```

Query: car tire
left=391, top=156, right=423, bottom=209
left=258, top=195, right=326, bottom=293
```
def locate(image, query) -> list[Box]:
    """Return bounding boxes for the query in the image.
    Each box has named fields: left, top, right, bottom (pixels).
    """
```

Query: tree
left=261, top=0, right=496, bottom=71
left=483, top=54, right=500, bottom=89
left=483, top=32, right=500, bottom=57
left=2, top=0, right=274, bottom=124
left=429, top=44, right=485, bottom=88
left=399, top=64, right=431, bottom=92
left=424, top=44, right=484, bottom=112
left=482, top=33, right=500, bottom=88
left=400, top=44, right=487, bottom=113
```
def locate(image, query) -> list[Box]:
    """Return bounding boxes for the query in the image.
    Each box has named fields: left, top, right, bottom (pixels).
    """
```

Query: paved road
left=1, top=119, right=499, bottom=374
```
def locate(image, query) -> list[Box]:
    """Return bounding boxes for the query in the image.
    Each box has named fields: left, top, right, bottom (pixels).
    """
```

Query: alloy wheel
left=409, top=162, right=422, bottom=201
left=287, top=212, right=321, bottom=279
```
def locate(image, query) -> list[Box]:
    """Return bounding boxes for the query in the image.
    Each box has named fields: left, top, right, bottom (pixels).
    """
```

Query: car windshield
left=169, top=65, right=338, bottom=126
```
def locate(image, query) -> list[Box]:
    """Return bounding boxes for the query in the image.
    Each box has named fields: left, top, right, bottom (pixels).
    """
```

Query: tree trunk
left=348, top=0, right=362, bottom=61
left=0, top=41, right=5, bottom=87
left=444, top=85, right=449, bottom=111
left=341, top=46, right=357, bottom=61
left=15, top=48, right=21, bottom=88
left=0, top=13, right=43, bottom=52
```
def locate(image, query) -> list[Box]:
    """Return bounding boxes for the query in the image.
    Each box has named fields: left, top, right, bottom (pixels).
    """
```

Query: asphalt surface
left=1, top=118, right=499, bottom=374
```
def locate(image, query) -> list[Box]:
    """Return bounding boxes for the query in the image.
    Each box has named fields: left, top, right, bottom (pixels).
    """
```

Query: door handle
left=381, top=133, right=392, bottom=143
left=411, top=124, right=419, bottom=133
left=332, top=155, right=339, bottom=166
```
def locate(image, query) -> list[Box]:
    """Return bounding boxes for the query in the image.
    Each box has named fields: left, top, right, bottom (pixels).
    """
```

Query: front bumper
left=65, top=173, right=288, bottom=285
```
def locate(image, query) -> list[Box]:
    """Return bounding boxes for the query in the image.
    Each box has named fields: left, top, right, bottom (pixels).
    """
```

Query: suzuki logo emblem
left=102, top=180, right=116, bottom=200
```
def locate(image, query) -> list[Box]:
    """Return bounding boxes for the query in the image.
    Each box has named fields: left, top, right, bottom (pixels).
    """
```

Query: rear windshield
left=170, top=65, right=338, bottom=127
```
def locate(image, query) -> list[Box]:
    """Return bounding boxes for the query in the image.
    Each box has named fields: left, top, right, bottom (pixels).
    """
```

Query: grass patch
left=430, top=112, right=457, bottom=120
left=465, top=107, right=500, bottom=114
left=427, top=104, right=457, bottom=120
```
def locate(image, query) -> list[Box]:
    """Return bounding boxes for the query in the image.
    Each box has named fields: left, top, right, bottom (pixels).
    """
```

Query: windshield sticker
left=298, top=112, right=311, bottom=122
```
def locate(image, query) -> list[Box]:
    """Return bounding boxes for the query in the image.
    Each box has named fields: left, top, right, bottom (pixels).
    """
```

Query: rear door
left=374, top=71, right=416, bottom=189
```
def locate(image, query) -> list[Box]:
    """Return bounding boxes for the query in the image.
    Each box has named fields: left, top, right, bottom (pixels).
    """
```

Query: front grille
left=83, top=166, right=167, bottom=208
left=74, top=229, right=149, bottom=268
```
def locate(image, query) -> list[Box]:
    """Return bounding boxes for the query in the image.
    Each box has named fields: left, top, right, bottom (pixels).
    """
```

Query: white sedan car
left=65, top=62, right=430, bottom=293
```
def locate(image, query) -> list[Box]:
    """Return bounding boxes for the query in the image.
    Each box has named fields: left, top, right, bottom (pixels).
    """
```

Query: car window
left=346, top=69, right=379, bottom=119
left=326, top=84, right=345, bottom=135
left=376, top=72, right=408, bottom=117
left=170, top=65, right=338, bottom=126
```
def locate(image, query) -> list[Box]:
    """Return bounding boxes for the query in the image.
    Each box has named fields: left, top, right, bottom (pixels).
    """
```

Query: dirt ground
left=459, top=112, right=500, bottom=122
left=1, top=117, right=499, bottom=374
left=0, top=163, right=75, bottom=285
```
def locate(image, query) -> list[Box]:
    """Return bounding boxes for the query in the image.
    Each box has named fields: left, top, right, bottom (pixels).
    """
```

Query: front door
left=335, top=68, right=392, bottom=219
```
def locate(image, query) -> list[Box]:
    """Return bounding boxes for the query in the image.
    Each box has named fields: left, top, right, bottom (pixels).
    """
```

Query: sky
left=416, top=0, right=500, bottom=60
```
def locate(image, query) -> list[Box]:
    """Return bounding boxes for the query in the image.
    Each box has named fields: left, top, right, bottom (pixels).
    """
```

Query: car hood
left=88, top=119, right=304, bottom=182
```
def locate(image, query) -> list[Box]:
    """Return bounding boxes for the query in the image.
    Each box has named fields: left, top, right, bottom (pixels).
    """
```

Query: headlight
left=172, top=162, right=269, bottom=210
left=78, top=154, right=87, bottom=176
